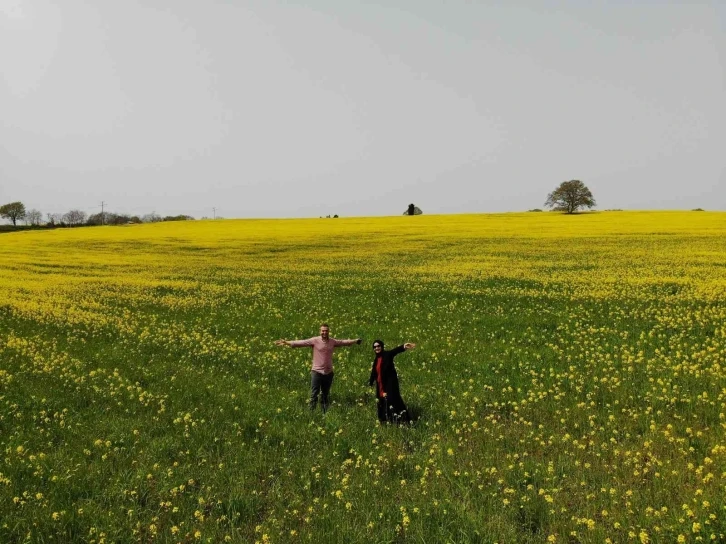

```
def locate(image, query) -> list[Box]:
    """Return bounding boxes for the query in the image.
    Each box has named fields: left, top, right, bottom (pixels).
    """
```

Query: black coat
left=369, top=345, right=407, bottom=411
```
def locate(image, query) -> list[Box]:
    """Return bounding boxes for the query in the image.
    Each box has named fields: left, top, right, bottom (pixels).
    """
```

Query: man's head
left=320, top=323, right=330, bottom=340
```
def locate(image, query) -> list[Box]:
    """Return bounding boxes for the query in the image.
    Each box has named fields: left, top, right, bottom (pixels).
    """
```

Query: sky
left=1, top=0, right=725, bottom=219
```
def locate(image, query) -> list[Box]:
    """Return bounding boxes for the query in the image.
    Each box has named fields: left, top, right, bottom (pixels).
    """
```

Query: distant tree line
left=2, top=183, right=708, bottom=228
left=0, top=201, right=195, bottom=229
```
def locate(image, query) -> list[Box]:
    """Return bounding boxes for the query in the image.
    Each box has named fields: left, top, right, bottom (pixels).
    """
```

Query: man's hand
left=356, top=338, right=362, bottom=345
left=275, top=339, right=289, bottom=347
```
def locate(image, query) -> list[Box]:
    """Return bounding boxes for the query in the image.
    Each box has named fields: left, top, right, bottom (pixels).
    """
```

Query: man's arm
left=333, top=338, right=362, bottom=347
left=275, top=338, right=315, bottom=348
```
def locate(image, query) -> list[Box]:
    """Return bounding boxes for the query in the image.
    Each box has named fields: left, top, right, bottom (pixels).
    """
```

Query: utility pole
left=100, top=201, right=106, bottom=225
left=212, top=207, right=216, bottom=220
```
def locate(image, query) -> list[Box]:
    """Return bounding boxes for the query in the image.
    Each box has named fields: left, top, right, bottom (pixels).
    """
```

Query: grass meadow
left=1, top=211, right=725, bottom=544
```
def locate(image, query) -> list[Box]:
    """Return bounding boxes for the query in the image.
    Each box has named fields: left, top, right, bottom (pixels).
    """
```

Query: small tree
left=142, top=212, right=162, bottom=223
left=87, top=212, right=106, bottom=226
left=544, top=180, right=596, bottom=214
left=111, top=214, right=135, bottom=225
left=63, top=209, right=87, bottom=226
left=0, top=201, right=26, bottom=226
left=26, top=209, right=43, bottom=226
left=403, top=204, right=422, bottom=216
left=46, top=212, right=63, bottom=226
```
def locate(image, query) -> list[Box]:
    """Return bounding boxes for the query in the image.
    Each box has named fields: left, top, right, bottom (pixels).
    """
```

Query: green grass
left=1, top=214, right=725, bottom=543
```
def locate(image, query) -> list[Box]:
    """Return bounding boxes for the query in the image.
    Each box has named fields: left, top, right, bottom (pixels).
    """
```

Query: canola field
left=1, top=211, right=725, bottom=544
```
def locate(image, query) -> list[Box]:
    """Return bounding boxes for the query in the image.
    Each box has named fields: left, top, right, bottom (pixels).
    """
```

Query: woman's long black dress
left=369, top=345, right=410, bottom=424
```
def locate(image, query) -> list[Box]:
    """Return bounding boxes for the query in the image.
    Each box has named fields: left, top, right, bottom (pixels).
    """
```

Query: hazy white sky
left=1, top=0, right=724, bottom=219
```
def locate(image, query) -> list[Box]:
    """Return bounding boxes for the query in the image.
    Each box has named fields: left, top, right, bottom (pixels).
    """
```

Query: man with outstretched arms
left=275, top=323, right=361, bottom=412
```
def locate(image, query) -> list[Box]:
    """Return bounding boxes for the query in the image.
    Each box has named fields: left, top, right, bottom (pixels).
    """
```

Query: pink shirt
left=288, top=336, right=359, bottom=374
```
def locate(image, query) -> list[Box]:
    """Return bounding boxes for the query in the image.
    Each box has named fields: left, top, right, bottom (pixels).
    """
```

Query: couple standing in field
left=275, top=323, right=416, bottom=424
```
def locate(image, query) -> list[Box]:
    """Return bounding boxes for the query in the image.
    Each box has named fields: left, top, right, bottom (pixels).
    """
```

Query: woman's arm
left=391, top=342, right=415, bottom=355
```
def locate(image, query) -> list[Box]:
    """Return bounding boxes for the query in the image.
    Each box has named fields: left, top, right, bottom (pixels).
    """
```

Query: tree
left=63, top=209, right=87, bottom=226
left=404, top=204, right=422, bottom=216
left=142, top=212, right=162, bottom=223
left=26, top=209, right=43, bottom=226
left=88, top=212, right=137, bottom=226
left=87, top=212, right=105, bottom=226
left=0, top=201, right=26, bottom=226
left=46, top=213, right=63, bottom=226
left=544, top=180, right=596, bottom=214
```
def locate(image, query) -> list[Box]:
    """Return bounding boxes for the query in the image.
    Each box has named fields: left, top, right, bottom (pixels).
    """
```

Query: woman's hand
left=403, top=342, right=416, bottom=350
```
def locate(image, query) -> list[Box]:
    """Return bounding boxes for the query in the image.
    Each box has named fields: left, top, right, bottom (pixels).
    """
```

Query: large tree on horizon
left=404, top=203, right=422, bottom=216
left=544, top=180, right=596, bottom=214
left=0, top=201, right=26, bottom=226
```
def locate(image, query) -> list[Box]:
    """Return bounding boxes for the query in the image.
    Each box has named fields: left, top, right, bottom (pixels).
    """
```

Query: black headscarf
left=372, top=339, right=384, bottom=350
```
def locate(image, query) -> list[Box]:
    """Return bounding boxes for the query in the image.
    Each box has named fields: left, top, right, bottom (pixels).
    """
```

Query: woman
left=368, top=340, right=416, bottom=424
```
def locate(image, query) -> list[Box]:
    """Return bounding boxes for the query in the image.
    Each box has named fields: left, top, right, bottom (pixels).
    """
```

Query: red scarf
left=375, top=356, right=384, bottom=396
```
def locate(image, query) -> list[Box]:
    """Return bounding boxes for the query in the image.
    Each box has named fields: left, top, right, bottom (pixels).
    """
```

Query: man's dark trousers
left=310, top=371, right=334, bottom=412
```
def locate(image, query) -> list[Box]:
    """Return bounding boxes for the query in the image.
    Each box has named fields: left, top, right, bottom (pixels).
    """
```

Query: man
left=275, top=323, right=361, bottom=412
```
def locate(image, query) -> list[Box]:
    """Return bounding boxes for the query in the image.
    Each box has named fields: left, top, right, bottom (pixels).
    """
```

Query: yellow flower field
left=0, top=211, right=724, bottom=543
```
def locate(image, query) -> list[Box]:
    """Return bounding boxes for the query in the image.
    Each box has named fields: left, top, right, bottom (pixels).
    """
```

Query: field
left=1, top=211, right=725, bottom=544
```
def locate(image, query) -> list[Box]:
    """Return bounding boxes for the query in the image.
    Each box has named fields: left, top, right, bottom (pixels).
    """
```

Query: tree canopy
left=544, top=180, right=596, bottom=214
left=63, top=209, right=87, bottom=226
left=404, top=203, right=422, bottom=216
left=0, top=201, right=26, bottom=226
left=26, top=209, right=43, bottom=226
